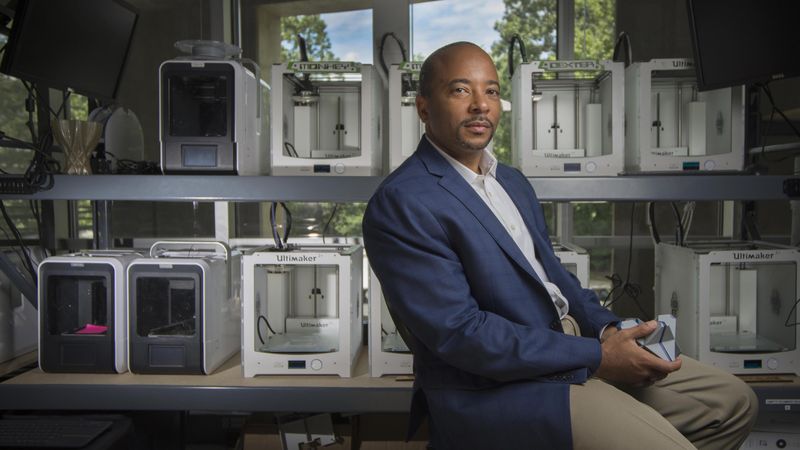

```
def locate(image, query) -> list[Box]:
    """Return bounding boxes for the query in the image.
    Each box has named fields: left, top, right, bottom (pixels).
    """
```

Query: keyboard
left=0, top=418, right=113, bottom=448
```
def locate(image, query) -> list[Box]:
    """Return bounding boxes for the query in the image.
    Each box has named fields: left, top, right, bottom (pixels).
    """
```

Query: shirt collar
left=427, top=135, right=498, bottom=183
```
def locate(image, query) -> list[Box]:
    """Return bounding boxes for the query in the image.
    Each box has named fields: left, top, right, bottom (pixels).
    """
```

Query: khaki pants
left=562, top=316, right=758, bottom=450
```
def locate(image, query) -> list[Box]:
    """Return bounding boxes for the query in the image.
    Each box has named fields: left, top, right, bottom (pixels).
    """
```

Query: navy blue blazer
left=363, top=137, right=620, bottom=449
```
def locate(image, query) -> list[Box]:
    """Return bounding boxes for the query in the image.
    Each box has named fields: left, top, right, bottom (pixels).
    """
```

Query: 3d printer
left=388, top=62, right=425, bottom=172
left=655, top=241, right=800, bottom=375
left=270, top=61, right=381, bottom=175
left=367, top=242, right=590, bottom=377
left=127, top=241, right=240, bottom=374
left=37, top=250, right=140, bottom=373
left=625, top=59, right=745, bottom=172
left=368, top=269, right=412, bottom=377
left=552, top=241, right=590, bottom=287
left=241, top=244, right=363, bottom=377
left=512, top=59, right=625, bottom=176
left=159, top=40, right=265, bottom=175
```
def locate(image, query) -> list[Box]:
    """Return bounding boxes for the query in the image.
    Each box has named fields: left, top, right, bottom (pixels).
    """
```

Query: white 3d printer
left=655, top=241, right=799, bottom=375
left=625, top=59, right=745, bottom=173
left=159, top=40, right=265, bottom=175
left=552, top=241, right=590, bottom=287
left=388, top=62, right=425, bottom=172
left=241, top=244, right=363, bottom=377
left=512, top=59, right=625, bottom=176
left=270, top=61, right=381, bottom=175
left=367, top=242, right=590, bottom=377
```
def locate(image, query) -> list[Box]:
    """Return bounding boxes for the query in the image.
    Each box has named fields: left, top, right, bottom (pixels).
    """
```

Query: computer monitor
left=0, top=0, right=138, bottom=101
left=686, top=0, right=800, bottom=91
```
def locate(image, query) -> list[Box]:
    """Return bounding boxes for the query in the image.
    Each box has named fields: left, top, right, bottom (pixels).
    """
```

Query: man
left=362, top=42, right=757, bottom=449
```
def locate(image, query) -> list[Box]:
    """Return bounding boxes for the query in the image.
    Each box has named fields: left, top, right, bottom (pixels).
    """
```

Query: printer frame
left=655, top=241, right=800, bottom=375
left=512, top=59, right=625, bottom=176
left=37, top=251, right=139, bottom=373
left=127, top=241, right=240, bottom=375
left=270, top=62, right=381, bottom=176
left=624, top=58, right=745, bottom=173
left=159, top=58, right=265, bottom=175
left=241, top=244, right=363, bottom=377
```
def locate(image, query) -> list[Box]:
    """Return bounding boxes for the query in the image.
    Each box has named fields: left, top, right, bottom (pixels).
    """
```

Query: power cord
left=612, top=31, right=632, bottom=67
left=321, top=203, right=339, bottom=244
left=0, top=200, right=36, bottom=281
left=602, top=203, right=649, bottom=319
left=257, top=315, right=277, bottom=345
left=786, top=298, right=800, bottom=327
left=378, top=32, right=408, bottom=77
left=507, top=34, right=527, bottom=79
left=269, top=202, right=293, bottom=250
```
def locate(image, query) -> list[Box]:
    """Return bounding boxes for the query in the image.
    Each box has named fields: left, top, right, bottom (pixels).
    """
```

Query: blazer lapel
left=496, top=171, right=558, bottom=278
left=416, top=137, right=542, bottom=283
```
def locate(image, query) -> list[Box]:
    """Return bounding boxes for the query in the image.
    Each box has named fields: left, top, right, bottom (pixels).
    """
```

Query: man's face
left=416, top=45, right=501, bottom=158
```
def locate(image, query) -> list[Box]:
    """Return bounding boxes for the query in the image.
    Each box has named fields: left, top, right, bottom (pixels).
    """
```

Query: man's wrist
left=600, top=322, right=619, bottom=342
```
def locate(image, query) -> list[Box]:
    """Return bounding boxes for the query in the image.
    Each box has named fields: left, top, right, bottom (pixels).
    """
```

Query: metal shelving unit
left=0, top=352, right=413, bottom=413
left=0, top=174, right=795, bottom=202
left=1, top=173, right=799, bottom=415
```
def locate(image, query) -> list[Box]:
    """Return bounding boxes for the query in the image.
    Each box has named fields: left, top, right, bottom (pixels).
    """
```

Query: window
left=0, top=33, right=40, bottom=241
left=281, top=10, right=373, bottom=63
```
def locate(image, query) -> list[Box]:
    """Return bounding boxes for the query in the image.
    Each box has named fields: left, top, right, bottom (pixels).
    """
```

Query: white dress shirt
left=429, top=137, right=569, bottom=319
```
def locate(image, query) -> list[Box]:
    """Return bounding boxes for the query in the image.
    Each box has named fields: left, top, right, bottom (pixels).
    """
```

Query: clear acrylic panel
left=136, top=277, right=197, bottom=337
left=253, top=264, right=340, bottom=354
left=708, top=261, right=797, bottom=354
left=47, top=276, right=108, bottom=335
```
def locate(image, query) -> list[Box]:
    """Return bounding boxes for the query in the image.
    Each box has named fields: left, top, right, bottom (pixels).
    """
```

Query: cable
left=681, top=201, right=695, bottom=243
left=602, top=203, right=649, bottom=320
left=507, top=34, right=527, bottom=79
left=284, top=142, right=299, bottom=158
left=647, top=202, right=661, bottom=244
left=786, top=298, right=800, bottom=327
left=670, top=202, right=685, bottom=246
left=378, top=32, right=408, bottom=77
left=269, top=202, right=293, bottom=249
left=321, top=203, right=339, bottom=244
left=53, top=90, right=72, bottom=119
left=270, top=202, right=283, bottom=249
left=612, top=31, right=632, bottom=67
left=759, top=82, right=800, bottom=140
left=0, top=201, right=36, bottom=281
left=257, top=315, right=276, bottom=345
left=280, top=202, right=292, bottom=244
left=297, top=33, right=309, bottom=63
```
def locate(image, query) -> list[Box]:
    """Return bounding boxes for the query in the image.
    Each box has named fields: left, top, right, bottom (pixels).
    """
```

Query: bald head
left=418, top=42, right=492, bottom=98
left=414, top=41, right=500, bottom=172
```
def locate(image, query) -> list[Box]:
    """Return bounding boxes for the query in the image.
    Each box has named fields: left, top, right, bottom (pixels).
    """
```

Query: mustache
left=460, top=116, right=494, bottom=129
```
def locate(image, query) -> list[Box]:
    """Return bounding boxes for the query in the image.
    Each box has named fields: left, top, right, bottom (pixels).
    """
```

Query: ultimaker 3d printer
left=241, top=244, right=363, bottom=377
left=388, top=62, right=425, bottom=172
left=512, top=59, right=625, bottom=176
left=625, top=59, right=744, bottom=173
left=368, top=242, right=590, bottom=377
left=655, top=241, right=800, bottom=375
left=270, top=61, right=381, bottom=175
left=159, top=40, right=265, bottom=175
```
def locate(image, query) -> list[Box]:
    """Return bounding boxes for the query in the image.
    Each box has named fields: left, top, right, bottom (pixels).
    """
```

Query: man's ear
left=416, top=95, right=428, bottom=123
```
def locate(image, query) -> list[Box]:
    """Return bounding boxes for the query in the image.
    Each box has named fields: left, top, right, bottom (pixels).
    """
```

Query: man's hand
left=594, top=320, right=682, bottom=386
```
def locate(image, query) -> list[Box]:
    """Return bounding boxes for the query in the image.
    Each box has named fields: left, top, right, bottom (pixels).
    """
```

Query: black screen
left=687, top=0, right=800, bottom=91
left=0, top=0, right=138, bottom=100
